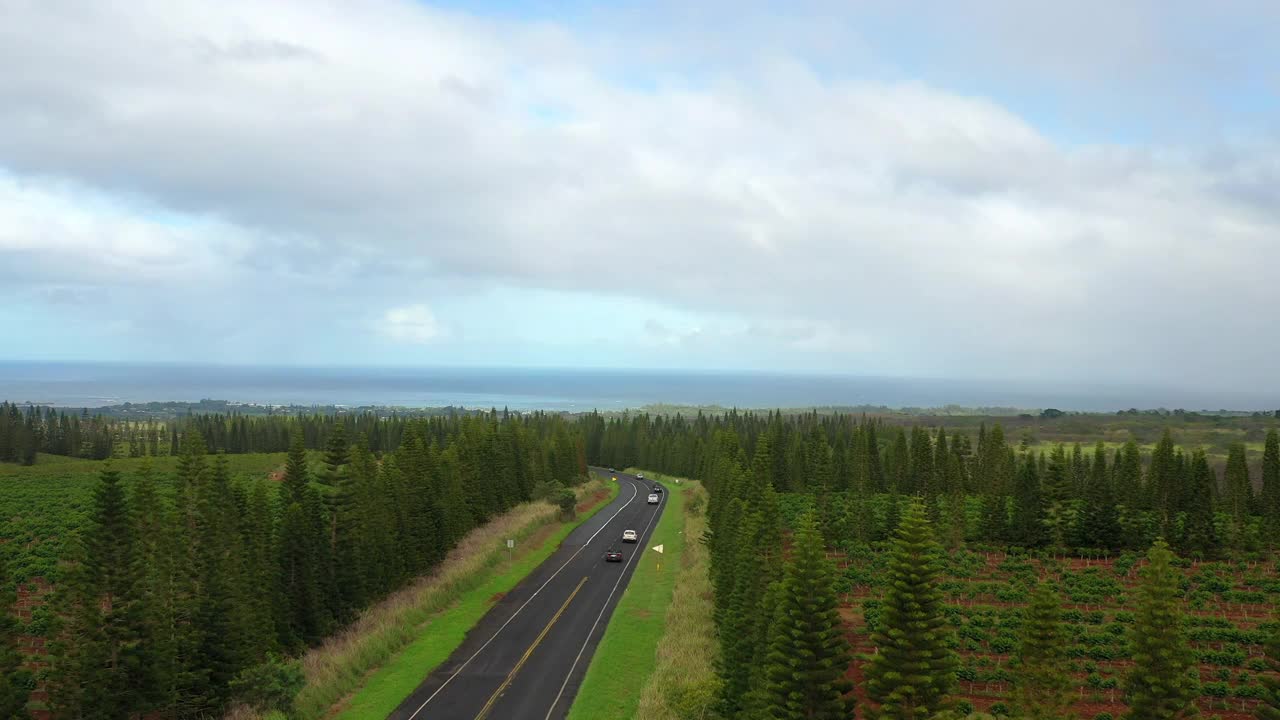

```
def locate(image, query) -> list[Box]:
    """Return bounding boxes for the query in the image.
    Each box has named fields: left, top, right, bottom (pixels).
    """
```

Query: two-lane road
left=388, top=469, right=666, bottom=720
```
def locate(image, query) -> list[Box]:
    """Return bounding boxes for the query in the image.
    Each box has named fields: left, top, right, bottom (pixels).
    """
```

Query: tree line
left=3, top=412, right=588, bottom=718
left=0, top=403, right=502, bottom=465
left=587, top=411, right=1280, bottom=719
left=586, top=411, right=1280, bottom=556
left=0, top=403, right=118, bottom=464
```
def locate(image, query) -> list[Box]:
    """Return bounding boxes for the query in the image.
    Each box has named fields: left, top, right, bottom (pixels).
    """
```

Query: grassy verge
left=634, top=475, right=718, bottom=720
left=325, top=478, right=619, bottom=719
left=567, top=471, right=714, bottom=720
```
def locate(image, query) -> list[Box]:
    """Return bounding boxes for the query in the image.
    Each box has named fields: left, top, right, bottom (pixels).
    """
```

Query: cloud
left=0, top=0, right=1277, bottom=388
left=382, top=304, right=443, bottom=344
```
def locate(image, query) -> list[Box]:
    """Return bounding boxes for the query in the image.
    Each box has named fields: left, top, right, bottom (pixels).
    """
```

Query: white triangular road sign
left=652, top=544, right=664, bottom=554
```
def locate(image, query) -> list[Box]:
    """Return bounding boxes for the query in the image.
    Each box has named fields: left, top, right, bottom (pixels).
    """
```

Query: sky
left=1, top=0, right=1278, bottom=391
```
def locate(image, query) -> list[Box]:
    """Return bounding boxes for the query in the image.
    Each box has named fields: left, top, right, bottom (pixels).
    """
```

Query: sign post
left=506, top=538, right=514, bottom=560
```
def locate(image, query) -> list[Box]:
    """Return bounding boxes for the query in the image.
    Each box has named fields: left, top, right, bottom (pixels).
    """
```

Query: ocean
left=0, top=362, right=1274, bottom=413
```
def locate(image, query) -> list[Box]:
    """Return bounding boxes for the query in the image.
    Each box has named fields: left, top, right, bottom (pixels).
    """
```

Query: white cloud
left=382, top=304, right=442, bottom=344
left=0, top=1, right=1277, bottom=387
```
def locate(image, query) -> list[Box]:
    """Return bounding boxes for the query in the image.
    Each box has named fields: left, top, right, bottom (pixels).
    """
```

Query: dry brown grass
left=634, top=480, right=720, bottom=720
left=226, top=479, right=607, bottom=720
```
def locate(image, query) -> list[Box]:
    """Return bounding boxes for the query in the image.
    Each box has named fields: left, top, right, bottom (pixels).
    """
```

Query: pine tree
left=864, top=500, right=957, bottom=719
left=866, top=422, right=886, bottom=493
left=1074, top=441, right=1121, bottom=551
left=1178, top=450, right=1219, bottom=559
left=1116, top=439, right=1145, bottom=510
left=717, top=511, right=774, bottom=717
left=908, top=426, right=933, bottom=498
left=1149, top=430, right=1179, bottom=534
left=1012, top=581, right=1074, bottom=720
left=282, top=429, right=311, bottom=505
left=1124, top=539, right=1199, bottom=720
left=1010, top=456, right=1048, bottom=547
left=1224, top=442, right=1253, bottom=543
left=196, top=452, right=245, bottom=707
left=979, top=493, right=1008, bottom=544
left=321, top=422, right=350, bottom=486
left=0, top=549, right=31, bottom=720
left=758, top=512, right=855, bottom=720
left=48, top=467, right=148, bottom=719
left=240, top=479, right=280, bottom=661
left=129, top=458, right=180, bottom=711
left=277, top=430, right=331, bottom=646
left=1263, top=429, right=1280, bottom=549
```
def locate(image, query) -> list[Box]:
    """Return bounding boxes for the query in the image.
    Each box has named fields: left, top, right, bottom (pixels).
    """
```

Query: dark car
left=605, top=550, right=624, bottom=562
left=652, top=486, right=663, bottom=494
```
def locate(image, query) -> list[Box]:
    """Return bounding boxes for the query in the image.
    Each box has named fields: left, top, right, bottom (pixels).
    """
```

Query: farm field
left=836, top=547, right=1280, bottom=719
left=0, top=452, right=291, bottom=584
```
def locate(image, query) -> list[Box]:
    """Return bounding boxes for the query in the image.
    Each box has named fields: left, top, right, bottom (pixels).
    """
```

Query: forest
left=0, top=410, right=588, bottom=719
left=586, top=410, right=1280, bottom=719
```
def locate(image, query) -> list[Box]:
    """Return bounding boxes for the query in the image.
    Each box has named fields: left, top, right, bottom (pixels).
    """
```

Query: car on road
left=605, top=550, right=624, bottom=562
left=622, top=529, right=638, bottom=543
left=608, top=467, right=616, bottom=472
left=652, top=485, right=663, bottom=494
left=647, top=493, right=660, bottom=504
left=636, top=473, right=644, bottom=480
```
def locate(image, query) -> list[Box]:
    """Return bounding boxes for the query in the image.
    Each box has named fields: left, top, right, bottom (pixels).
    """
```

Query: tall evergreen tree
left=908, top=426, right=933, bottom=499
left=758, top=512, right=855, bottom=720
left=1074, top=441, right=1121, bottom=550
left=1010, top=456, right=1048, bottom=547
left=864, top=500, right=957, bottom=719
left=1116, top=439, right=1145, bottom=510
left=1224, top=442, right=1253, bottom=541
left=717, top=511, right=774, bottom=717
left=277, top=430, right=331, bottom=647
left=321, top=421, right=350, bottom=486
left=1149, top=430, right=1179, bottom=533
left=1263, top=429, right=1280, bottom=549
left=48, top=467, right=148, bottom=719
left=1124, top=539, right=1199, bottom=720
left=1012, top=581, right=1074, bottom=720
left=1178, top=450, right=1219, bottom=559
left=195, top=452, right=244, bottom=706
left=979, top=493, right=1008, bottom=544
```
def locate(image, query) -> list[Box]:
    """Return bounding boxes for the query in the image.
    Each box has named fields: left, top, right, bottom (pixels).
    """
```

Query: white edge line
left=542, top=487, right=666, bottom=720
left=404, top=475, right=641, bottom=720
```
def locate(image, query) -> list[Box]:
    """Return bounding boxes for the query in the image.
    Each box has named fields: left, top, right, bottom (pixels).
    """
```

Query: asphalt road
left=387, top=469, right=667, bottom=720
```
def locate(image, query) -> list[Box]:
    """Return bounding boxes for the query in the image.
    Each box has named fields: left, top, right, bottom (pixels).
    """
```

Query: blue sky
left=1, top=0, right=1278, bottom=391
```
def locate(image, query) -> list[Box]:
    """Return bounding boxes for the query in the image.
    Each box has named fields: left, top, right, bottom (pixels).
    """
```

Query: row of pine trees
left=588, top=412, right=1280, bottom=719
left=0, top=403, right=117, bottom=464
left=1, top=412, right=588, bottom=718
left=0, top=402, right=502, bottom=465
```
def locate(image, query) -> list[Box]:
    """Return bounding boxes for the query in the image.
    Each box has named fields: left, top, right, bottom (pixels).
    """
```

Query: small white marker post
left=506, top=538, right=514, bottom=560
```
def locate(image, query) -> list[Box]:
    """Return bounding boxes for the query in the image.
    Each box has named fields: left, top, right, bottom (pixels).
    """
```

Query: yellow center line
left=473, top=575, right=589, bottom=720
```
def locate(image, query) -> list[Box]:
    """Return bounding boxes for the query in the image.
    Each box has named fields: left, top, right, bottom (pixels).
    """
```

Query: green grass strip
left=565, top=471, right=689, bottom=720
left=333, top=481, right=620, bottom=719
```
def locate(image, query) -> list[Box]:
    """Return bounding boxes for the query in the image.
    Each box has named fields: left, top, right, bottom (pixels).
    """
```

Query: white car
left=647, top=493, right=660, bottom=504
left=622, top=529, right=638, bottom=543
